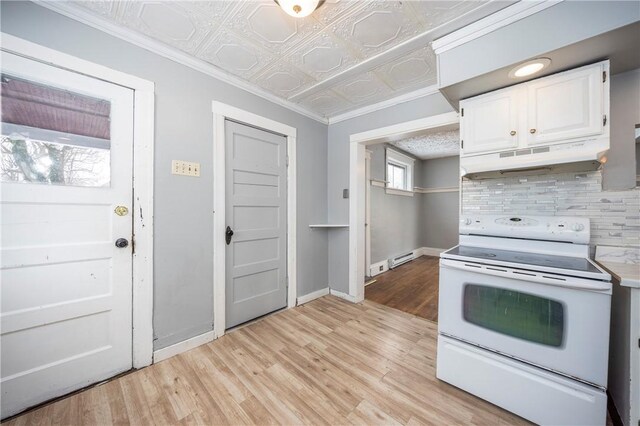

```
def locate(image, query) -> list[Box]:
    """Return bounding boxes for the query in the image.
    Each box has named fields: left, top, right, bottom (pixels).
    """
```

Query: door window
left=463, top=284, right=564, bottom=347
left=1, top=74, right=111, bottom=187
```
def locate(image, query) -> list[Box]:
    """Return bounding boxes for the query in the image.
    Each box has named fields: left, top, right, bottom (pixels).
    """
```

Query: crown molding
left=35, top=0, right=329, bottom=124
left=327, top=84, right=441, bottom=124
left=432, top=0, right=563, bottom=55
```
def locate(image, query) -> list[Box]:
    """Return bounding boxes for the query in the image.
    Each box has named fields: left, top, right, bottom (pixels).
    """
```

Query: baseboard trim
left=420, top=247, right=447, bottom=257
left=297, top=287, right=329, bottom=305
left=369, top=260, right=389, bottom=277
left=153, top=330, right=216, bottom=363
left=330, top=289, right=359, bottom=303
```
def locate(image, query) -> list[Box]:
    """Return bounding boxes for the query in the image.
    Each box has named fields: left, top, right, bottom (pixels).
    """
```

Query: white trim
left=364, top=150, right=371, bottom=279
left=414, top=186, right=459, bottom=194
left=349, top=112, right=459, bottom=304
left=369, top=260, right=389, bottom=277
left=0, top=33, right=155, bottom=370
left=432, top=1, right=563, bottom=55
left=329, top=289, right=359, bottom=303
left=37, top=1, right=326, bottom=125
left=385, top=188, right=414, bottom=197
left=297, top=287, right=330, bottom=305
left=212, top=102, right=297, bottom=339
left=153, top=331, right=215, bottom=363
left=328, top=85, right=440, bottom=124
left=386, top=148, right=416, bottom=165
left=351, top=112, right=460, bottom=144
left=420, top=247, right=448, bottom=257
left=370, top=179, right=387, bottom=188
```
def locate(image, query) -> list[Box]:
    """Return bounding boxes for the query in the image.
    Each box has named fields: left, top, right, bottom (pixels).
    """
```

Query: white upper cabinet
left=526, top=65, right=604, bottom=146
left=460, top=89, right=520, bottom=155
left=460, top=61, right=608, bottom=157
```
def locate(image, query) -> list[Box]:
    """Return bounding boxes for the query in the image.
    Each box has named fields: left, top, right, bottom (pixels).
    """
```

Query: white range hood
left=460, top=137, right=609, bottom=180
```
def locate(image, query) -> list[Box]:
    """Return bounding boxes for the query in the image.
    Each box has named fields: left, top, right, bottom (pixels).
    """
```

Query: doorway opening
left=349, top=112, right=460, bottom=317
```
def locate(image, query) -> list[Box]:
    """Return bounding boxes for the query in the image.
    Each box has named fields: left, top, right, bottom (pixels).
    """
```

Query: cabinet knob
left=510, top=131, right=516, bottom=136
left=530, top=129, right=537, bottom=134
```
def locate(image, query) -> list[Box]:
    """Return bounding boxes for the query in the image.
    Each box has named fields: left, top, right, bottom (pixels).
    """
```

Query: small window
left=385, top=148, right=414, bottom=194
left=387, top=162, right=407, bottom=190
left=1, top=74, right=111, bottom=187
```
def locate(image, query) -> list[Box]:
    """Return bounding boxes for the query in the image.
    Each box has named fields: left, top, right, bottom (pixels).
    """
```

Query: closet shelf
left=309, top=224, right=350, bottom=229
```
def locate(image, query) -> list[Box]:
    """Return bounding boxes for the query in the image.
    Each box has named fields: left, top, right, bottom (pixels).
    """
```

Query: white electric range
left=437, top=215, right=612, bottom=426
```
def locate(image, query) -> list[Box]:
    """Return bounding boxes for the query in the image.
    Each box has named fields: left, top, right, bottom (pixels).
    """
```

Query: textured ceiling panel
left=70, top=0, right=502, bottom=119
left=390, top=130, right=460, bottom=160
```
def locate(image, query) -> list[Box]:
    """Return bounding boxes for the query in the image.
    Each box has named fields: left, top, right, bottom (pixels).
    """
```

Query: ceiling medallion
left=274, top=0, right=325, bottom=18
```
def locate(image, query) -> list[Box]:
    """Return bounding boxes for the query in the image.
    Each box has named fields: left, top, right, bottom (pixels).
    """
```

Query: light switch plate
left=172, top=160, right=200, bottom=177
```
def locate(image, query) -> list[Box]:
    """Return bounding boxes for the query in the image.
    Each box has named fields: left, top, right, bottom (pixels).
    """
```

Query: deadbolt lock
left=114, top=206, right=129, bottom=216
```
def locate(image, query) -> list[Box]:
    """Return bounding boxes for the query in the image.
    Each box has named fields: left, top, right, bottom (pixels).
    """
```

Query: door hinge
left=286, top=155, right=289, bottom=167
left=461, top=139, right=464, bottom=149
left=603, top=71, right=607, bottom=83
left=603, top=114, right=607, bottom=126
left=131, top=236, right=136, bottom=255
left=461, top=108, right=464, bottom=117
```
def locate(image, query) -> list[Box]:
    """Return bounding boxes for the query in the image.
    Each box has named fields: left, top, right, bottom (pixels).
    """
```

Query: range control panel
left=460, top=215, right=590, bottom=244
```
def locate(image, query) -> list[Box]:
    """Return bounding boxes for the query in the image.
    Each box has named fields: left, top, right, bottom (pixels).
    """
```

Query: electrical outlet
left=172, top=160, right=200, bottom=177
left=379, top=265, right=383, bottom=272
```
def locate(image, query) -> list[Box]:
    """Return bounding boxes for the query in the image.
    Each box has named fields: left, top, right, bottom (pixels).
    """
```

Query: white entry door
left=225, top=120, right=287, bottom=329
left=0, top=52, right=134, bottom=418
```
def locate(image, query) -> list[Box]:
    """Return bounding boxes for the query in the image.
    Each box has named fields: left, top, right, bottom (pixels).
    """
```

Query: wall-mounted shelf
left=309, top=224, right=349, bottom=229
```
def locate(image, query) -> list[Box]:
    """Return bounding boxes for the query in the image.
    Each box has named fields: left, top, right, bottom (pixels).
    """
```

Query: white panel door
left=526, top=64, right=604, bottom=146
left=0, top=52, right=134, bottom=418
left=225, top=120, right=287, bottom=329
left=460, top=88, right=520, bottom=155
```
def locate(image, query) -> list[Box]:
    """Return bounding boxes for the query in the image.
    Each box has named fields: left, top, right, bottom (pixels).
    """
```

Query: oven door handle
left=440, top=259, right=612, bottom=292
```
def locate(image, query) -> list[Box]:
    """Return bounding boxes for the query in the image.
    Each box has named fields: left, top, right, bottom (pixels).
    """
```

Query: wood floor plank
left=365, top=256, right=440, bottom=321
left=4, top=295, right=529, bottom=426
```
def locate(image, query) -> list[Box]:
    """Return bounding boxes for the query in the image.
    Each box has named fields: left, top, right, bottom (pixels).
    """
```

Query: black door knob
left=115, top=238, right=129, bottom=248
left=225, top=226, right=234, bottom=245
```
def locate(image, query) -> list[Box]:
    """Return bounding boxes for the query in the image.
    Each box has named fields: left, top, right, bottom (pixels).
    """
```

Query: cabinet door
left=460, top=89, right=520, bottom=155
left=526, top=64, right=604, bottom=146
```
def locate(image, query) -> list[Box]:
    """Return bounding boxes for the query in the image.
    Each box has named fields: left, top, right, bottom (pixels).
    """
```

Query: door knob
left=225, top=226, right=234, bottom=245
left=530, top=128, right=537, bottom=134
left=510, top=130, right=516, bottom=136
left=115, top=238, right=129, bottom=248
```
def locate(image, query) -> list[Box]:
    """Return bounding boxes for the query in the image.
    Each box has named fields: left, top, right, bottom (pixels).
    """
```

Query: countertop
left=597, top=261, right=640, bottom=288
left=595, top=246, right=640, bottom=289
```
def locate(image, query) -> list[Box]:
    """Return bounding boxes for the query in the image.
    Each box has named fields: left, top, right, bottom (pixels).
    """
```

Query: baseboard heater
left=389, top=251, right=415, bottom=269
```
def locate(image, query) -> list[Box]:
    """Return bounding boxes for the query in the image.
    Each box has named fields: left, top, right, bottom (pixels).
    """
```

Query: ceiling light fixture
left=508, top=58, right=552, bottom=79
left=275, top=0, right=325, bottom=18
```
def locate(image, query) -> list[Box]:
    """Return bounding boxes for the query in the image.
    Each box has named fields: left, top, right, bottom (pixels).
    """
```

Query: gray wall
left=420, top=156, right=460, bottom=250
left=368, top=148, right=460, bottom=263
left=327, top=93, right=454, bottom=293
left=1, top=1, right=329, bottom=350
left=368, top=144, right=423, bottom=264
left=606, top=69, right=640, bottom=190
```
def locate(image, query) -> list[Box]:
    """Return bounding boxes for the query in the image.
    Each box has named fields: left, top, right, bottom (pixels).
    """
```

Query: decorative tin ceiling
left=390, top=128, right=460, bottom=159
left=69, top=1, right=506, bottom=119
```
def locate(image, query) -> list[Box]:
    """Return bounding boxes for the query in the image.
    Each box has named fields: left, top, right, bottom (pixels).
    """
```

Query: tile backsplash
left=462, top=170, right=640, bottom=248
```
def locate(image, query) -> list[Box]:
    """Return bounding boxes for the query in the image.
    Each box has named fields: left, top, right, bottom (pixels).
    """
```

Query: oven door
left=438, top=258, right=612, bottom=387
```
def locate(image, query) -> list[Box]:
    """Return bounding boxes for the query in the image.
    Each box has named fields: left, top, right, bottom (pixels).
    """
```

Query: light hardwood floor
left=366, top=256, right=440, bottom=322
left=4, top=296, right=528, bottom=425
